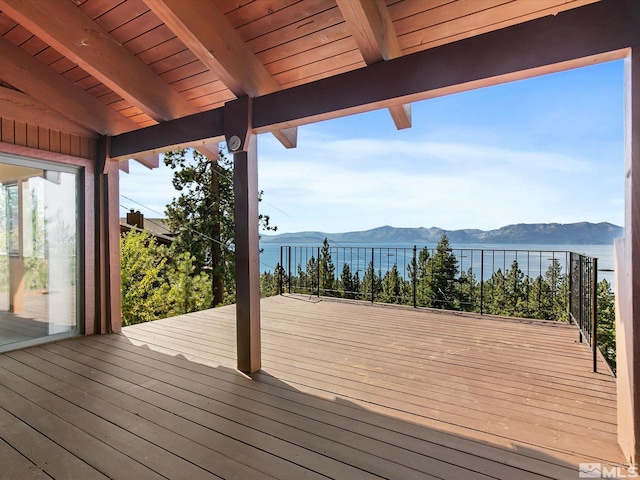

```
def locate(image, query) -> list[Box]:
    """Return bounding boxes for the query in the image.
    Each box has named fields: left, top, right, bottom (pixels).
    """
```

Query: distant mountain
left=261, top=222, right=623, bottom=245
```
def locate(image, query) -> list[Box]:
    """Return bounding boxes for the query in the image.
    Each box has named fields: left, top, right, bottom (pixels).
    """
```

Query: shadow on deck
left=0, top=294, right=625, bottom=479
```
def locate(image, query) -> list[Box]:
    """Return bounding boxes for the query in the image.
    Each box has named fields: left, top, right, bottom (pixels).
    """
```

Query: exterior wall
left=0, top=116, right=97, bottom=160
left=0, top=120, right=100, bottom=338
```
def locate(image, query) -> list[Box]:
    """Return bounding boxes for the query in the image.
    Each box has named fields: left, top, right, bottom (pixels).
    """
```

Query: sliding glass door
left=0, top=155, right=81, bottom=351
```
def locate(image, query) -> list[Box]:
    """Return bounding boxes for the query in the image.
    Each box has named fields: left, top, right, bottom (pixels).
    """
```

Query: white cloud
left=258, top=131, right=618, bottom=232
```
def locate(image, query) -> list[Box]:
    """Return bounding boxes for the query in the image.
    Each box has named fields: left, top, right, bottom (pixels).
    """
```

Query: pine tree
left=361, top=260, right=381, bottom=302
left=409, top=246, right=431, bottom=307
left=596, top=279, right=616, bottom=373
left=164, top=148, right=275, bottom=307
left=426, top=233, right=458, bottom=309
left=485, top=268, right=508, bottom=315
left=456, top=267, right=478, bottom=312
left=340, top=263, right=355, bottom=298
left=505, top=260, right=527, bottom=316
left=544, top=258, right=568, bottom=321
left=381, top=264, right=403, bottom=304
left=306, top=255, right=319, bottom=294
left=319, top=238, right=336, bottom=295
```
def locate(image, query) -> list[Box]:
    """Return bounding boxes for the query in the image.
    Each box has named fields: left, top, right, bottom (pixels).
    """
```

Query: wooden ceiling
left=0, top=0, right=613, bottom=164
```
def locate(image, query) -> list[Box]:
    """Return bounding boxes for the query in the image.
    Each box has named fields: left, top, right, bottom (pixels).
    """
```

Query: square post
left=226, top=97, right=261, bottom=373
left=96, top=136, right=121, bottom=334
left=616, top=45, right=640, bottom=463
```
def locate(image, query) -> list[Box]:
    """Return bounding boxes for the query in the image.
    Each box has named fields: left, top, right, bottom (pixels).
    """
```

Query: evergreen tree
left=306, top=255, right=319, bottom=294
left=456, top=267, right=478, bottom=312
left=544, top=258, right=568, bottom=321
left=340, top=263, right=355, bottom=299
left=164, top=148, right=275, bottom=307
left=120, top=229, right=212, bottom=325
left=296, top=263, right=308, bottom=293
left=166, top=251, right=213, bottom=316
left=381, top=264, right=403, bottom=304
left=597, top=279, right=616, bottom=373
left=353, top=270, right=361, bottom=299
left=413, top=246, right=431, bottom=307
left=528, top=275, right=552, bottom=319
left=505, top=260, right=528, bottom=316
left=485, top=268, right=508, bottom=315
left=426, top=233, right=458, bottom=309
left=361, top=260, right=381, bottom=302
left=319, top=238, right=336, bottom=295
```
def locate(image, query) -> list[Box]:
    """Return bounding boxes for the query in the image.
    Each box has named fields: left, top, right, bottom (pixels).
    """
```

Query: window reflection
left=0, top=158, right=80, bottom=350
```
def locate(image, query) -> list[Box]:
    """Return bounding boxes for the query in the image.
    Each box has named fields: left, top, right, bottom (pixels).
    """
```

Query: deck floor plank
left=0, top=295, right=626, bottom=479
left=89, top=332, right=578, bottom=480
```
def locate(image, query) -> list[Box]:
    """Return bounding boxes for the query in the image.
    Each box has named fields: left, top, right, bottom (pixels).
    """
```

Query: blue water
left=260, top=241, right=616, bottom=286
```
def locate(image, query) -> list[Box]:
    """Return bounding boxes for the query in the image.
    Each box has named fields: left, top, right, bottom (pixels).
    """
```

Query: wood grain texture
left=0, top=0, right=195, bottom=122
left=0, top=296, right=623, bottom=479
left=0, top=35, right=135, bottom=136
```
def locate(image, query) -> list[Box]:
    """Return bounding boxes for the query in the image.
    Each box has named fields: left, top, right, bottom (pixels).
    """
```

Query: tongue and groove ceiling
left=0, top=0, right=620, bottom=165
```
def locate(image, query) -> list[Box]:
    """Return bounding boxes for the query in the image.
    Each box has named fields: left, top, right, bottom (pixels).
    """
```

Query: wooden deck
left=0, top=295, right=623, bottom=479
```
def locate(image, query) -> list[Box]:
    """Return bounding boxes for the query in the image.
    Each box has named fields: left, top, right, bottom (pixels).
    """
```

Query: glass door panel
left=0, top=158, right=80, bottom=350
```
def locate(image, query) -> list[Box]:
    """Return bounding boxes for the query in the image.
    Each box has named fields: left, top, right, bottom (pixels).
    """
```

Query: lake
left=259, top=241, right=617, bottom=286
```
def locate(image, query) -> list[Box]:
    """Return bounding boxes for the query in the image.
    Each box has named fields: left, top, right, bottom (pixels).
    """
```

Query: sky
left=119, top=60, right=625, bottom=235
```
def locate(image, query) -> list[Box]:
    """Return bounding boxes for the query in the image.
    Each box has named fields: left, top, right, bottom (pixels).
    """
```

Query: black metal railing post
left=592, top=257, right=598, bottom=373
left=317, top=246, right=321, bottom=297
left=412, top=245, right=417, bottom=308
left=568, top=252, right=573, bottom=327
left=371, top=248, right=375, bottom=303
left=287, top=246, right=291, bottom=294
left=578, top=254, right=583, bottom=343
left=279, top=246, right=283, bottom=295
left=480, top=250, right=484, bottom=315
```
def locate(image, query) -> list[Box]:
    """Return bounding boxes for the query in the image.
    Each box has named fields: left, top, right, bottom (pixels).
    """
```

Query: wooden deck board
left=0, top=295, right=625, bottom=479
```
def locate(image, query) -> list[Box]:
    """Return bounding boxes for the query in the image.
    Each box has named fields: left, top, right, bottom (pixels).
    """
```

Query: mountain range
left=261, top=222, right=623, bottom=245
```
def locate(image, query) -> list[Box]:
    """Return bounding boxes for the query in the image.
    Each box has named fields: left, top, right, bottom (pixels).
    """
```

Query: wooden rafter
left=142, top=0, right=297, bottom=148
left=0, top=35, right=135, bottom=136
left=118, top=159, right=130, bottom=173
left=0, top=0, right=224, bottom=164
left=131, top=153, right=159, bottom=169
left=337, top=0, right=411, bottom=130
left=0, top=0, right=195, bottom=122
left=110, top=0, right=639, bottom=159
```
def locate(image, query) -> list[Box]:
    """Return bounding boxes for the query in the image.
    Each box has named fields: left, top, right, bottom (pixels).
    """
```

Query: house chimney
left=126, top=209, right=144, bottom=229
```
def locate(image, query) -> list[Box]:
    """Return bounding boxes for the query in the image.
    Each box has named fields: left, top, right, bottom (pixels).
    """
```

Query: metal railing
left=569, top=252, right=599, bottom=372
left=277, top=244, right=602, bottom=371
left=278, top=245, right=573, bottom=317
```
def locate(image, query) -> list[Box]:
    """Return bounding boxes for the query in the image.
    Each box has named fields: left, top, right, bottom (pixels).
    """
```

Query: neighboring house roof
left=119, top=217, right=175, bottom=246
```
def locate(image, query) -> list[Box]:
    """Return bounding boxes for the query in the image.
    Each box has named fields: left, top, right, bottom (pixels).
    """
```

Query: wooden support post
left=616, top=45, right=640, bottom=463
left=225, top=97, right=261, bottom=373
left=95, top=136, right=121, bottom=334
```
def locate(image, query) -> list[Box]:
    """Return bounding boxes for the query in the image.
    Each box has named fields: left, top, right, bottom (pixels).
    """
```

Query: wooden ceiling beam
left=110, top=0, right=639, bottom=158
left=337, top=0, right=411, bottom=130
left=0, top=0, right=195, bottom=122
left=109, top=108, right=225, bottom=160
left=253, top=0, right=637, bottom=132
left=143, top=0, right=297, bottom=148
left=0, top=35, right=135, bottom=135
